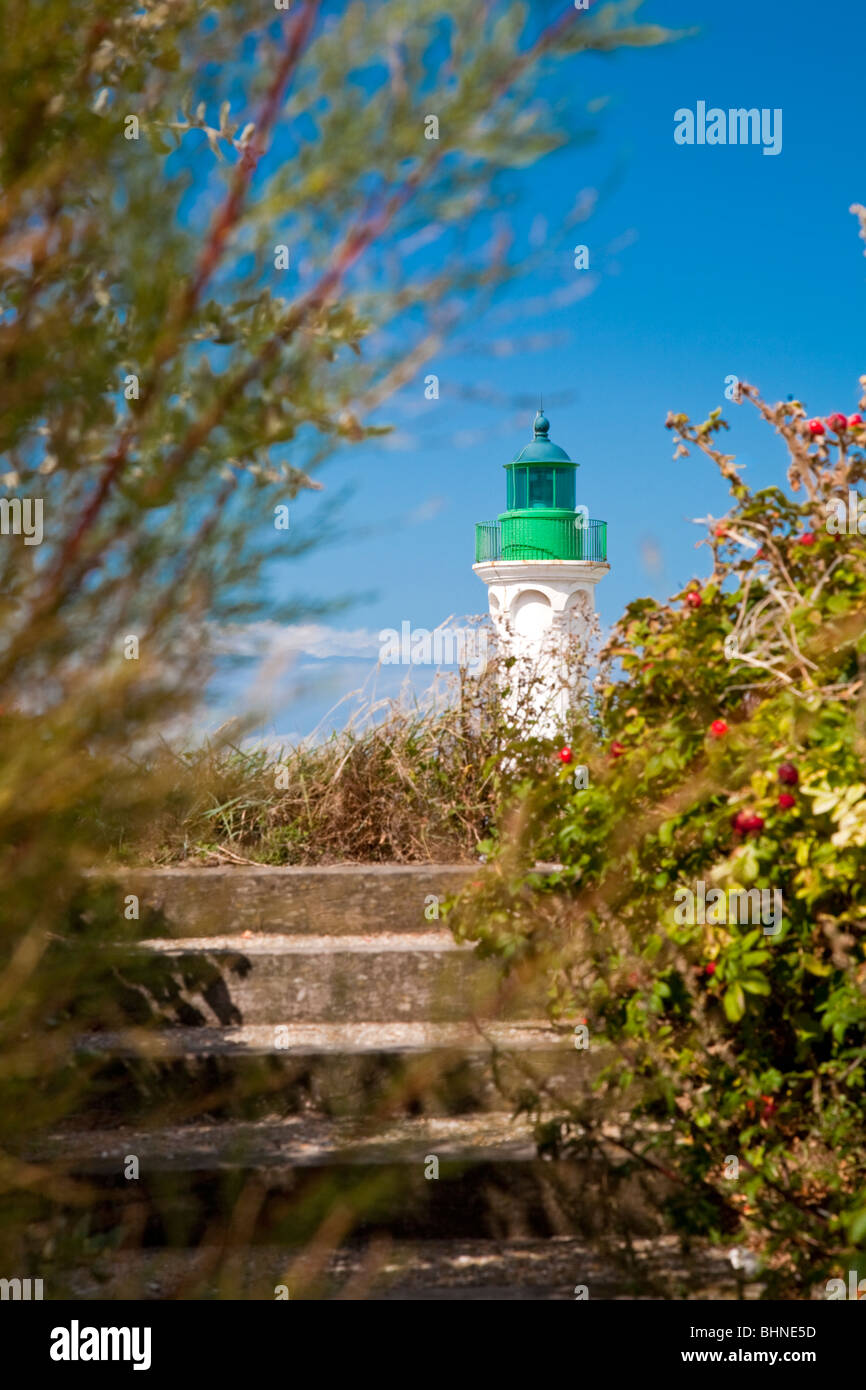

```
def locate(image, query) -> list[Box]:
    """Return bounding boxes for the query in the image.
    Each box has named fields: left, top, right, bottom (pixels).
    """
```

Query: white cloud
left=404, top=495, right=447, bottom=524
left=212, top=621, right=383, bottom=662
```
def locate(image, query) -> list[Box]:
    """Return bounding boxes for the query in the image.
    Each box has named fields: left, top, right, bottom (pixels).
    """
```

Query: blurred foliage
left=0, top=0, right=677, bottom=1288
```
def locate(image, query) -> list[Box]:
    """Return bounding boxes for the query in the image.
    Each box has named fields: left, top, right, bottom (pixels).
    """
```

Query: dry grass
left=128, top=665, right=507, bottom=866
left=121, top=631, right=597, bottom=867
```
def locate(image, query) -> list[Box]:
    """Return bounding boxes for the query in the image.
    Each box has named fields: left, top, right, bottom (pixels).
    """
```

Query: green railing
left=475, top=516, right=607, bottom=563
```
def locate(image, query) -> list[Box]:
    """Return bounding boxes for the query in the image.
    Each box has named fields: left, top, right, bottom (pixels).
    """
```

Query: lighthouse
left=473, top=409, right=609, bottom=734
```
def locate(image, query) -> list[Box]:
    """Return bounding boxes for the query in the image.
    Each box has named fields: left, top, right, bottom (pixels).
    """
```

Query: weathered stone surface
left=126, top=931, right=544, bottom=1023
left=79, top=1018, right=571, bottom=1055
left=121, top=864, right=476, bottom=937
left=72, top=1022, right=598, bottom=1122
left=49, top=1236, right=758, bottom=1301
left=41, top=1112, right=540, bottom=1169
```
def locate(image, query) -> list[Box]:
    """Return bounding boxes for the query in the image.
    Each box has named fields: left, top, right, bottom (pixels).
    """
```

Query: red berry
left=848, top=413, right=863, bottom=427
left=685, top=590, right=702, bottom=608
left=827, top=413, right=848, bottom=432
left=744, top=812, right=765, bottom=834
left=705, top=961, right=717, bottom=976
left=778, top=762, right=798, bottom=785
left=714, top=524, right=728, bottom=538
left=754, top=547, right=764, bottom=559
left=799, top=532, right=816, bottom=546
left=610, top=740, right=625, bottom=758
left=807, top=419, right=825, bottom=436
left=778, top=792, right=796, bottom=809
left=710, top=719, right=728, bottom=737
left=559, top=746, right=572, bottom=764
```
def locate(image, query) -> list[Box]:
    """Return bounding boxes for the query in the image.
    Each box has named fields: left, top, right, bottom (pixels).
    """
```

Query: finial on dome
left=533, top=407, right=550, bottom=439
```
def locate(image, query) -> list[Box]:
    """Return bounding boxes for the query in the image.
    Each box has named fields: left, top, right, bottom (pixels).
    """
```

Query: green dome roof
left=509, top=409, right=575, bottom=465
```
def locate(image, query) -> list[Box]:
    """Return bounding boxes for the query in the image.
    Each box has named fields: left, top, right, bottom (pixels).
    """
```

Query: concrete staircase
left=43, top=866, right=744, bottom=1300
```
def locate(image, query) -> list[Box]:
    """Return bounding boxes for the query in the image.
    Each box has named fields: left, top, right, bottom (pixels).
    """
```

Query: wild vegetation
left=0, top=0, right=675, bottom=1286
left=14, top=0, right=863, bottom=1306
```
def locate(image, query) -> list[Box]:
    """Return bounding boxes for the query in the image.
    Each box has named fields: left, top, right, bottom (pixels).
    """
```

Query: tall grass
left=118, top=643, right=591, bottom=866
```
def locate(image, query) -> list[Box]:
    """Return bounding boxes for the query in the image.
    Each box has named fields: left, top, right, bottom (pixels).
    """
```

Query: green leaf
left=724, top=983, right=746, bottom=1021
left=848, top=1207, right=866, bottom=1245
left=826, top=593, right=850, bottom=615
left=803, top=954, right=832, bottom=977
left=742, top=978, right=771, bottom=996
left=739, top=844, right=760, bottom=883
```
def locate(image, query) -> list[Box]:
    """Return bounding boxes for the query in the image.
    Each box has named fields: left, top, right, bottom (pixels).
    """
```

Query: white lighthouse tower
left=473, top=409, right=609, bottom=735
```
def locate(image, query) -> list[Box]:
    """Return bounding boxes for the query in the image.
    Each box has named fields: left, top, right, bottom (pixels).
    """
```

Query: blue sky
left=211, top=0, right=866, bottom=741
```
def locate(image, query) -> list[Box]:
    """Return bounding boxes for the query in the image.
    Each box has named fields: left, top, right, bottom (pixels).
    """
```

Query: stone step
left=27, top=1114, right=671, bottom=1247
left=78, top=1018, right=580, bottom=1059
left=39, top=1112, right=539, bottom=1170
left=71, top=1021, right=599, bottom=1125
left=120, top=865, right=476, bottom=938
left=43, top=1236, right=753, bottom=1301
left=125, top=932, right=544, bottom=1024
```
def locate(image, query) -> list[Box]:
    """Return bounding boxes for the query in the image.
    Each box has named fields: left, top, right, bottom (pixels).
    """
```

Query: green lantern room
left=475, top=410, right=607, bottom=563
